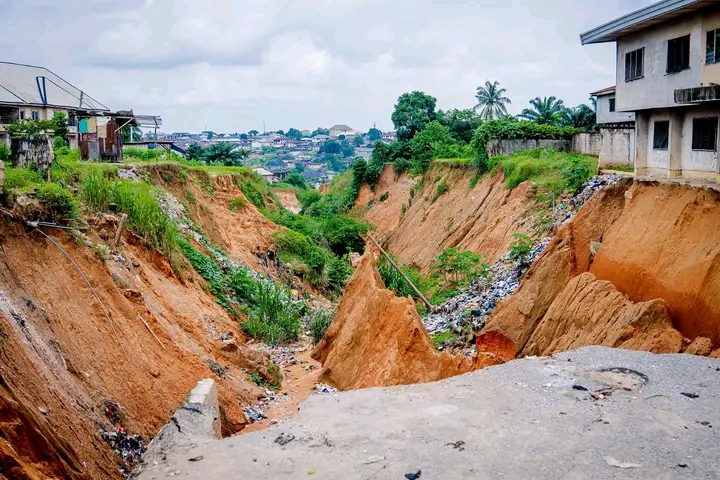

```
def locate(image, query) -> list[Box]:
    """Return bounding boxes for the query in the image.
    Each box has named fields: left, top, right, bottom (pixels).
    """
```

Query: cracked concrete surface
left=135, top=347, right=720, bottom=479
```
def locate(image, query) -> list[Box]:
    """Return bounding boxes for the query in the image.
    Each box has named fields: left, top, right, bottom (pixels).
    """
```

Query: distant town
left=152, top=125, right=397, bottom=186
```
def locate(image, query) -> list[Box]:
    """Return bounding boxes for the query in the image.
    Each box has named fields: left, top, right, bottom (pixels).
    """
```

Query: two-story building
left=582, top=0, right=720, bottom=183
left=0, top=61, right=109, bottom=149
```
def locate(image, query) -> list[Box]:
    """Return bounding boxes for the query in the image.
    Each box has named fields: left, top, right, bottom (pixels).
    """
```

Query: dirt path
left=242, top=345, right=323, bottom=434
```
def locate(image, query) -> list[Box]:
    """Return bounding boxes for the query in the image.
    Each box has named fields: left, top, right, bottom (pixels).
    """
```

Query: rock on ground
left=135, top=347, right=720, bottom=480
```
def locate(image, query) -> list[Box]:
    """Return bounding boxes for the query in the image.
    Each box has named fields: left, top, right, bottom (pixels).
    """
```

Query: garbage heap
left=423, top=174, right=621, bottom=347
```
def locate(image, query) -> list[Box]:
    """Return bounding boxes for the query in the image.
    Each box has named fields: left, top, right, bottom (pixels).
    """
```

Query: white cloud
left=2, top=0, right=657, bottom=132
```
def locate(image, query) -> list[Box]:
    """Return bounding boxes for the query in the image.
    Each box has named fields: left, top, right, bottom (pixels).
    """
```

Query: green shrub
left=0, top=144, right=10, bottom=162
left=377, top=255, right=426, bottom=300
left=80, top=170, right=113, bottom=212
left=37, top=183, right=76, bottom=220
left=308, top=309, right=335, bottom=344
left=378, top=191, right=389, bottom=202
left=229, top=197, right=247, bottom=212
left=509, top=233, right=533, bottom=263
left=327, top=255, right=353, bottom=291
left=562, top=155, right=592, bottom=192
left=4, top=167, right=44, bottom=192
left=52, top=136, right=66, bottom=149
left=242, top=282, right=300, bottom=344
left=432, top=330, right=457, bottom=349
left=319, top=215, right=368, bottom=256
left=240, top=181, right=265, bottom=209
left=430, top=247, right=489, bottom=290
left=273, top=229, right=327, bottom=278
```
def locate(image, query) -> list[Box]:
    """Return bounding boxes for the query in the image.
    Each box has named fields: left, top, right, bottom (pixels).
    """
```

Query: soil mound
left=355, top=165, right=415, bottom=237
left=312, top=253, right=474, bottom=390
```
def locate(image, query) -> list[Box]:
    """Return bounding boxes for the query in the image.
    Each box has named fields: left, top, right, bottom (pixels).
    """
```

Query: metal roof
left=0, top=61, right=108, bottom=111
left=580, top=0, right=714, bottom=45
left=590, top=86, right=616, bottom=96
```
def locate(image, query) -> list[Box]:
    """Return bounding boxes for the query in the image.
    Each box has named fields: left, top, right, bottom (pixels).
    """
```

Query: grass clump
left=377, top=254, right=426, bottom=300
left=37, top=183, right=77, bottom=221
left=229, top=197, right=247, bottom=212
left=432, top=180, right=448, bottom=203
left=308, top=309, right=335, bottom=344
left=80, top=170, right=113, bottom=213
left=4, top=167, right=44, bottom=192
left=242, top=282, right=300, bottom=344
left=432, top=330, right=457, bottom=349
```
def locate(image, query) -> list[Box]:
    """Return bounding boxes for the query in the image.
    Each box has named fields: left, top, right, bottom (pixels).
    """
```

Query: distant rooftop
left=590, top=86, right=616, bottom=97
left=330, top=124, right=353, bottom=131
left=0, top=61, right=108, bottom=111
left=580, top=0, right=712, bottom=45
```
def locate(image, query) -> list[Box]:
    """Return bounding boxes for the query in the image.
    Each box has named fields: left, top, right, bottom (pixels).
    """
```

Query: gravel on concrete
left=135, top=347, right=720, bottom=480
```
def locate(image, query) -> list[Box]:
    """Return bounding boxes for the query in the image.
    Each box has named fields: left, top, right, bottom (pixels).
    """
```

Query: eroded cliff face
left=355, top=165, right=415, bottom=238
left=484, top=180, right=720, bottom=357
left=0, top=170, right=282, bottom=479
left=312, top=253, right=475, bottom=390
left=381, top=165, right=538, bottom=272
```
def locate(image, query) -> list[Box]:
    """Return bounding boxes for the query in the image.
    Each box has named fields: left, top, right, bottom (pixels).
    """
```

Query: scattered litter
left=243, top=407, right=266, bottom=423
left=307, top=469, right=316, bottom=475
left=604, top=456, right=642, bottom=469
left=572, top=385, right=588, bottom=391
left=363, top=455, right=386, bottom=465
left=204, top=359, right=227, bottom=378
left=405, top=470, right=422, bottom=480
left=678, top=463, right=688, bottom=468
left=104, top=401, right=122, bottom=424
left=188, top=455, right=204, bottom=462
left=681, top=392, right=699, bottom=399
left=423, top=174, right=620, bottom=348
left=314, top=383, right=337, bottom=393
left=101, top=427, right=145, bottom=474
left=274, top=433, right=295, bottom=446
left=446, top=440, right=465, bottom=451
left=118, top=167, right=138, bottom=181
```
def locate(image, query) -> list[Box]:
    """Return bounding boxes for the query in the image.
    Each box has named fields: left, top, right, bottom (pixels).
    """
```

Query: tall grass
left=242, top=282, right=301, bottom=344
left=4, top=167, right=44, bottom=192
left=308, top=309, right=335, bottom=344
left=80, top=171, right=113, bottom=212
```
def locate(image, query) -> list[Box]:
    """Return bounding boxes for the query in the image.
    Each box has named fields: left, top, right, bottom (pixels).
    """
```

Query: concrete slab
left=135, top=348, right=720, bottom=479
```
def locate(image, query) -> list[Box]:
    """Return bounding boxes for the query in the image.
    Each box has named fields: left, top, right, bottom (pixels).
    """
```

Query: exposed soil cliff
left=312, top=253, right=475, bottom=390
left=484, top=179, right=720, bottom=356
left=355, top=165, right=415, bottom=238
left=0, top=170, right=284, bottom=478
left=383, top=165, right=538, bottom=272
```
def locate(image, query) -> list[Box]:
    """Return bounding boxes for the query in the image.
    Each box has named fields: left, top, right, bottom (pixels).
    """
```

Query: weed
left=377, top=254, right=426, bottom=300
left=80, top=171, right=113, bottom=213
left=430, top=247, right=489, bottom=290
left=0, top=144, right=9, bottom=162
left=400, top=204, right=407, bottom=216
left=326, top=255, right=353, bottom=292
left=469, top=171, right=482, bottom=190
left=509, top=233, right=533, bottom=263
left=37, top=183, right=77, bottom=220
left=229, top=197, right=247, bottom=212
left=308, top=309, right=335, bottom=344
left=378, top=191, right=389, bottom=202
left=432, top=180, right=448, bottom=203
left=250, top=364, right=283, bottom=391
left=183, top=188, right=196, bottom=205
left=431, top=330, right=457, bottom=349
left=242, top=282, right=300, bottom=344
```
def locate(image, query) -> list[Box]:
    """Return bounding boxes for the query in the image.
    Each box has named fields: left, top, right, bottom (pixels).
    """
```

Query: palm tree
left=474, top=81, right=512, bottom=121
left=562, top=104, right=596, bottom=130
left=519, top=96, right=566, bottom=125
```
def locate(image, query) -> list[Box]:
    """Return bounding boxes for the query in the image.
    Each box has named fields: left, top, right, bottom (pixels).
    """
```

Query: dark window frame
left=706, top=28, right=720, bottom=64
left=608, top=98, right=616, bottom=112
left=692, top=117, right=718, bottom=151
left=625, top=47, right=645, bottom=81
left=667, top=34, right=691, bottom=73
left=19, top=110, right=25, bottom=120
left=652, top=121, right=669, bottom=150
left=31, top=111, right=40, bottom=120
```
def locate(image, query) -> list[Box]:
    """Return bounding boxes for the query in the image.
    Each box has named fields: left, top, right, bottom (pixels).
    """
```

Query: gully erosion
left=0, top=159, right=718, bottom=480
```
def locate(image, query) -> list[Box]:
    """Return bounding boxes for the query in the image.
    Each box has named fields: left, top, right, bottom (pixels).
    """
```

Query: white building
left=582, top=0, right=720, bottom=183
left=329, top=124, right=356, bottom=138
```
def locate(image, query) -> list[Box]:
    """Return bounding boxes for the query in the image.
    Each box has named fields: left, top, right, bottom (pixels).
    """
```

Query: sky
left=4, top=0, right=656, bottom=134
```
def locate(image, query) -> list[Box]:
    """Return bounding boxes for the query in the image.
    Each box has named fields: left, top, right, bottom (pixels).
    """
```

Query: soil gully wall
left=368, top=164, right=538, bottom=273
left=484, top=179, right=720, bottom=356
left=0, top=171, right=281, bottom=479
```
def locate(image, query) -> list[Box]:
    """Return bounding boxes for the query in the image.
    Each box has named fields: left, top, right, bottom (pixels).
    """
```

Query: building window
left=667, top=35, right=690, bottom=73
left=692, top=117, right=718, bottom=151
left=653, top=121, right=669, bottom=150
left=706, top=28, right=720, bottom=64
left=608, top=98, right=616, bottom=112
left=625, top=48, right=644, bottom=81
left=31, top=111, right=40, bottom=120
left=19, top=111, right=25, bottom=120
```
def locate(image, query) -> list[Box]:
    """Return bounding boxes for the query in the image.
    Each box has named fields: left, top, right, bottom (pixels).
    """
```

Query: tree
left=589, top=96, right=597, bottom=112
left=474, top=81, right=511, bottom=121
left=187, top=143, right=203, bottom=161
left=338, top=134, right=346, bottom=141
left=52, top=112, right=69, bottom=143
left=340, top=142, right=355, bottom=158
left=320, top=140, right=341, bottom=154
left=188, top=142, right=249, bottom=166
left=519, top=96, right=567, bottom=125
left=430, top=248, right=489, bottom=290
left=285, top=172, right=308, bottom=189
left=323, top=153, right=343, bottom=171
left=240, top=133, right=249, bottom=140
left=286, top=128, right=303, bottom=140
left=248, top=130, right=259, bottom=136
left=391, top=91, right=437, bottom=141
left=311, top=128, right=329, bottom=137
left=276, top=130, right=285, bottom=136
left=351, top=158, right=368, bottom=196
left=409, top=121, right=458, bottom=172
left=367, top=127, right=382, bottom=141
left=437, top=108, right=482, bottom=143
left=353, top=135, right=365, bottom=146
left=562, top=104, right=596, bottom=131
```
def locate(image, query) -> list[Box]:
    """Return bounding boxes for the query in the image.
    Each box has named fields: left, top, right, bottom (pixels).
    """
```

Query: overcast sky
left=4, top=0, right=654, bottom=134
